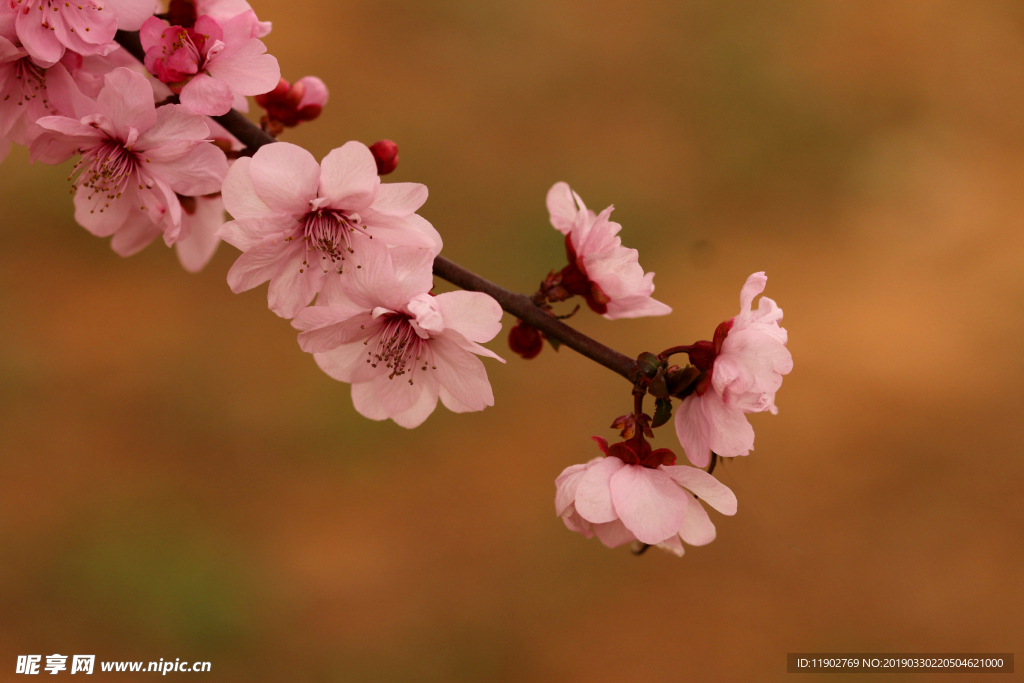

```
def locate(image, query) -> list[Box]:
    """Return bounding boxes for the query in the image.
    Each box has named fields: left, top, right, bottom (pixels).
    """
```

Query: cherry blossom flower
left=140, top=8, right=279, bottom=115
left=291, top=240, right=504, bottom=428
left=555, top=435, right=737, bottom=555
left=4, top=0, right=156, bottom=66
left=218, top=141, right=442, bottom=319
left=29, top=67, right=228, bottom=252
left=544, top=181, right=671, bottom=319
left=673, top=272, right=793, bottom=467
left=0, top=14, right=138, bottom=160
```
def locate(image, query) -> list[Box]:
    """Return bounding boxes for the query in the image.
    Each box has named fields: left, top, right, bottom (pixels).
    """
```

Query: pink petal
left=360, top=211, right=442, bottom=252
left=661, top=466, right=737, bottom=516
left=555, top=463, right=592, bottom=516
left=388, top=246, right=436, bottom=302
left=435, top=291, right=503, bottom=343
left=97, top=68, right=157, bottom=139
left=592, top=519, right=636, bottom=548
left=205, top=37, right=280, bottom=96
left=704, top=390, right=755, bottom=458
left=248, top=142, right=321, bottom=217
left=107, top=0, right=159, bottom=31
left=369, top=182, right=428, bottom=217
left=318, top=141, right=379, bottom=212
left=175, top=195, right=224, bottom=273
left=430, top=335, right=494, bottom=413
left=574, top=456, right=625, bottom=524
left=656, top=534, right=685, bottom=557
left=16, top=7, right=64, bottom=65
left=674, top=394, right=713, bottom=468
left=608, top=465, right=689, bottom=545
left=135, top=103, right=209, bottom=151
left=73, top=182, right=132, bottom=237
left=295, top=309, right=375, bottom=353
left=110, top=210, right=162, bottom=256
left=151, top=139, right=228, bottom=197
left=678, top=494, right=716, bottom=546
left=313, top=342, right=374, bottom=384
left=217, top=215, right=292, bottom=250
left=334, top=238, right=404, bottom=311
left=390, top=378, right=440, bottom=429
left=351, top=372, right=420, bottom=422
left=267, top=254, right=324, bottom=319
left=180, top=73, right=235, bottom=116
left=546, top=181, right=577, bottom=235
left=221, top=157, right=272, bottom=219
left=225, top=239, right=292, bottom=292
left=739, top=271, right=768, bottom=313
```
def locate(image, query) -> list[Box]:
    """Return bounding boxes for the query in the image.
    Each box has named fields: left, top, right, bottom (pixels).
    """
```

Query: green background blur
left=2, top=1, right=1023, bottom=681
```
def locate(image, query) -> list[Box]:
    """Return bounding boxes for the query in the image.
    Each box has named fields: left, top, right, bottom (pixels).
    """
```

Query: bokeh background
left=2, top=0, right=1023, bottom=680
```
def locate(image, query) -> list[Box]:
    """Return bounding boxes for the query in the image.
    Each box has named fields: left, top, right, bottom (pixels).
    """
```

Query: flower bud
left=256, top=77, right=330, bottom=135
left=369, top=139, right=399, bottom=175
left=508, top=320, right=543, bottom=359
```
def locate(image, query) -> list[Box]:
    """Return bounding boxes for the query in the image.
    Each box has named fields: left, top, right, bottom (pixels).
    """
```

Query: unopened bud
left=256, top=77, right=330, bottom=135
left=369, top=139, right=399, bottom=175
left=508, top=320, right=543, bottom=359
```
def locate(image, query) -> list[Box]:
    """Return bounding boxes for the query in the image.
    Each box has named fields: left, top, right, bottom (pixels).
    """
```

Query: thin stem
left=114, top=31, right=641, bottom=383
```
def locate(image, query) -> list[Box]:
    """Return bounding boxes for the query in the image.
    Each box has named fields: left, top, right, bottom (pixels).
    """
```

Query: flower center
left=364, top=314, right=435, bottom=384
left=69, top=137, right=145, bottom=214
left=296, top=209, right=366, bottom=274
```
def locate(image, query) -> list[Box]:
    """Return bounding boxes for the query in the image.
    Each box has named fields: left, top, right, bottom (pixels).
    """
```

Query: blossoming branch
left=0, top=0, right=793, bottom=557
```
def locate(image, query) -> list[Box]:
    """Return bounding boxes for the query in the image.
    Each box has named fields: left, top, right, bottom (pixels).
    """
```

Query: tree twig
left=115, top=31, right=641, bottom=383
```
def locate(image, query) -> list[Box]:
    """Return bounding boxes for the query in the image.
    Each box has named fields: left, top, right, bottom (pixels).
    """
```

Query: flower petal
left=574, top=456, right=625, bottom=524
left=319, top=140, right=380, bottom=212
left=592, top=519, right=636, bottom=548
left=435, top=290, right=503, bottom=343
left=97, top=68, right=157, bottom=138
left=221, top=156, right=272, bottom=220
left=609, top=465, right=689, bottom=545
left=546, top=181, right=578, bottom=235
left=661, top=466, right=738, bottom=516
left=248, top=142, right=321, bottom=217
left=180, top=73, right=235, bottom=116
left=678, top=494, right=716, bottom=546
left=430, top=335, right=494, bottom=413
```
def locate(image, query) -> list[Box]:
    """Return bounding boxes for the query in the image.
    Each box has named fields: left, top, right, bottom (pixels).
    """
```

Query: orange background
left=1, top=1, right=1022, bottom=681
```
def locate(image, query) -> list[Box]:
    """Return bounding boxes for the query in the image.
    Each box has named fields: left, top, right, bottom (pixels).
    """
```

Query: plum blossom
left=544, top=181, right=671, bottom=319
left=218, top=141, right=442, bottom=319
left=292, top=240, right=505, bottom=428
left=140, top=8, right=279, bottom=115
left=673, top=272, right=793, bottom=467
left=3, top=0, right=157, bottom=66
left=172, top=193, right=224, bottom=271
left=30, top=67, right=228, bottom=253
left=555, top=435, right=737, bottom=555
left=0, top=13, right=137, bottom=160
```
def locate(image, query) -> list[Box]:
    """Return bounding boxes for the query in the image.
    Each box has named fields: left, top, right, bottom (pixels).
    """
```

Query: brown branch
left=114, top=30, right=641, bottom=383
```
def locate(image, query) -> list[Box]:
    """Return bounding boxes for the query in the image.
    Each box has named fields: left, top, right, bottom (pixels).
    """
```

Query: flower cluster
left=0, top=0, right=794, bottom=559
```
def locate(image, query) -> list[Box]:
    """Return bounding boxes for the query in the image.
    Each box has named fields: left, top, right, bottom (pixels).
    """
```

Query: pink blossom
left=218, top=141, right=442, bottom=319
left=556, top=436, right=737, bottom=554
left=4, top=0, right=156, bottom=66
left=0, top=15, right=136, bottom=159
left=140, top=9, right=279, bottom=115
left=30, top=67, right=228, bottom=251
left=292, top=240, right=505, bottom=428
left=545, top=181, right=671, bottom=319
left=673, top=272, right=793, bottom=467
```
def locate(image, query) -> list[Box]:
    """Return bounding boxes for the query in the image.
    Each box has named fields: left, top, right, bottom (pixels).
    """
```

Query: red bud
left=369, top=139, right=399, bottom=175
left=508, top=320, right=543, bottom=359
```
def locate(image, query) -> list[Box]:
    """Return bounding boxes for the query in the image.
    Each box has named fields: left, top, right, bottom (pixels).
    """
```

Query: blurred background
left=2, top=0, right=1023, bottom=680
